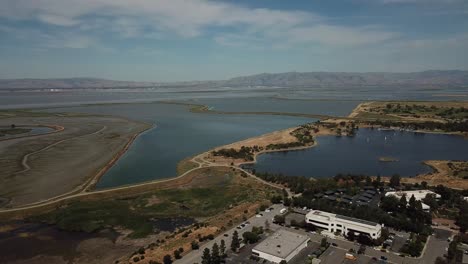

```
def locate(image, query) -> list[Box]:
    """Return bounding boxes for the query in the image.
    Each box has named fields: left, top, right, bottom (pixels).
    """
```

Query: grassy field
left=31, top=167, right=276, bottom=238
left=352, top=101, right=468, bottom=122
left=0, top=128, right=32, bottom=136
left=0, top=114, right=150, bottom=207
left=176, top=156, right=199, bottom=175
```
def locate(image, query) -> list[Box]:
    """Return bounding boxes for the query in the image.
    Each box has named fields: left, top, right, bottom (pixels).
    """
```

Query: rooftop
left=385, top=190, right=440, bottom=200
left=307, top=210, right=380, bottom=227
left=335, top=214, right=379, bottom=227
left=253, top=229, right=310, bottom=258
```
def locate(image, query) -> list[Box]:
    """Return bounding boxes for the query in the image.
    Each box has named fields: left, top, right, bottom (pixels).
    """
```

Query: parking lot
left=176, top=206, right=452, bottom=264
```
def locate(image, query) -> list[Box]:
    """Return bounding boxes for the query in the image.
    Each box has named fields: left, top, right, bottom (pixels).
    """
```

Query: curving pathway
left=15, top=126, right=107, bottom=174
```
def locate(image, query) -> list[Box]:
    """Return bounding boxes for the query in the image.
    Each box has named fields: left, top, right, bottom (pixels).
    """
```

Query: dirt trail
left=16, top=126, right=107, bottom=174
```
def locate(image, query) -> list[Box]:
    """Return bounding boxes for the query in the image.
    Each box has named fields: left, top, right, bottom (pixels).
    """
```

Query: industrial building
left=385, top=190, right=440, bottom=211
left=252, top=229, right=310, bottom=263
left=305, top=210, right=382, bottom=239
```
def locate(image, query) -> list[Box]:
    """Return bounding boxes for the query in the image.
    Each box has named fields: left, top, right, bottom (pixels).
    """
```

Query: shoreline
left=84, top=122, right=155, bottom=191
left=0, top=124, right=64, bottom=142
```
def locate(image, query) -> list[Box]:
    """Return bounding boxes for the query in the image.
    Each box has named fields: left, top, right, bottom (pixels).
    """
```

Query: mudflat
left=0, top=113, right=150, bottom=208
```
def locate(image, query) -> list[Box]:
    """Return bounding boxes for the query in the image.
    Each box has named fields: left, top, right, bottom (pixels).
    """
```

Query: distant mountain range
left=1, top=70, right=467, bottom=90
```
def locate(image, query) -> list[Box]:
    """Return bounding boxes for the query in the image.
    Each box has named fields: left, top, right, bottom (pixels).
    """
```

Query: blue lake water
left=185, top=97, right=360, bottom=117
left=243, top=128, right=468, bottom=178
left=0, top=126, right=54, bottom=139
left=46, top=102, right=316, bottom=188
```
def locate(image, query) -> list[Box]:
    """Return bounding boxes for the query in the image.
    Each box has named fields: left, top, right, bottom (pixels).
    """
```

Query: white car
left=265, top=209, right=271, bottom=213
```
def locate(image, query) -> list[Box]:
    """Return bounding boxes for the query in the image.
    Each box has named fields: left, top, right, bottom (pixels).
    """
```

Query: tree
left=211, top=243, right=221, bottom=264
left=399, top=195, right=408, bottom=209
left=173, top=249, right=181, bottom=259
left=264, top=219, right=270, bottom=231
left=191, top=240, right=199, bottom=250
left=380, top=195, right=399, bottom=212
left=270, top=195, right=282, bottom=204
left=373, top=175, right=382, bottom=188
left=357, top=233, right=373, bottom=246
left=408, top=195, right=417, bottom=211
left=231, top=231, right=240, bottom=252
left=220, top=239, right=226, bottom=257
left=273, top=214, right=285, bottom=224
left=163, top=255, right=173, bottom=264
left=389, top=174, right=401, bottom=187
left=242, top=231, right=260, bottom=244
left=320, top=238, right=328, bottom=248
left=347, top=231, right=355, bottom=241
left=201, top=248, right=211, bottom=264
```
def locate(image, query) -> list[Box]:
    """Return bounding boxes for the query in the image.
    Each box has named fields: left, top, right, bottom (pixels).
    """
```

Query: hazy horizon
left=1, top=0, right=468, bottom=81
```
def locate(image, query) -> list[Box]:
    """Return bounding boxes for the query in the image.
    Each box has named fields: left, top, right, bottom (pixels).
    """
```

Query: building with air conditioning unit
left=251, top=229, right=310, bottom=263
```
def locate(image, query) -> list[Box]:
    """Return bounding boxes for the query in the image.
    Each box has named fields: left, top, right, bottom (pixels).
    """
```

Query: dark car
left=223, top=233, right=229, bottom=237
left=331, top=243, right=338, bottom=247
left=380, top=256, right=388, bottom=260
left=358, top=245, right=366, bottom=254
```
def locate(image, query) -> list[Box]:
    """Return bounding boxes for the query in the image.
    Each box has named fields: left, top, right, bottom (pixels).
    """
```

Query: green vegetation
left=400, top=233, right=427, bottom=257
left=381, top=103, right=468, bottom=120
left=366, top=119, right=468, bottom=132
left=212, top=146, right=259, bottom=161
left=32, top=173, right=271, bottom=238
left=256, top=172, right=433, bottom=234
left=242, top=226, right=264, bottom=244
left=0, top=127, right=32, bottom=136
left=447, top=162, right=468, bottom=179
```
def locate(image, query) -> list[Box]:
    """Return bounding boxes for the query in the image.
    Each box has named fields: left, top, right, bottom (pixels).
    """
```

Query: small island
left=378, top=156, right=399, bottom=162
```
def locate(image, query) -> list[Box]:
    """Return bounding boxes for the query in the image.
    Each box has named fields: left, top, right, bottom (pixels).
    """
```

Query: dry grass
left=0, top=115, right=150, bottom=207
left=400, top=160, right=468, bottom=189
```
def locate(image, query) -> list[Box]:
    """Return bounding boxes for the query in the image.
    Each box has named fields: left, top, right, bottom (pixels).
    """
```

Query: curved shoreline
left=0, top=124, right=64, bottom=142
left=85, top=123, right=155, bottom=191
left=0, top=121, right=153, bottom=215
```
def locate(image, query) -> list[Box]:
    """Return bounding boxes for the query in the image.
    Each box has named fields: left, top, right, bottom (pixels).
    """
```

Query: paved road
left=420, top=228, right=451, bottom=264
left=175, top=204, right=286, bottom=264
left=176, top=209, right=451, bottom=264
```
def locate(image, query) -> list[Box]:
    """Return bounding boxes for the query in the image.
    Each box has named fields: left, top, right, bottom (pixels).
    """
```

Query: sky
left=0, top=0, right=467, bottom=81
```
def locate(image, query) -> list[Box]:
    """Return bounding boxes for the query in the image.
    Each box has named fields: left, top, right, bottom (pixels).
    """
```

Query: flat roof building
left=385, top=190, right=440, bottom=212
left=252, top=229, right=310, bottom=263
left=306, top=210, right=382, bottom=239
left=385, top=190, right=440, bottom=201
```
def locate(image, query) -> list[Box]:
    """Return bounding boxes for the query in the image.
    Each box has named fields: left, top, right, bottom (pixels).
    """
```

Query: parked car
left=358, top=245, right=366, bottom=254
left=380, top=256, right=388, bottom=260
left=331, top=243, right=338, bottom=247
left=223, top=234, right=229, bottom=237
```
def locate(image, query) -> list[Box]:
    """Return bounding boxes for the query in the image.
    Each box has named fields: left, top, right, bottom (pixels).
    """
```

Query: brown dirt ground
left=0, top=115, right=150, bottom=207
left=400, top=160, right=468, bottom=189
left=203, top=124, right=336, bottom=166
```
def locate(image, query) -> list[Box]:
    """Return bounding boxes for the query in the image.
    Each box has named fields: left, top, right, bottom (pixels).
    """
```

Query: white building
left=385, top=190, right=440, bottom=201
left=252, top=229, right=310, bottom=263
left=305, top=210, right=382, bottom=239
left=385, top=190, right=440, bottom=211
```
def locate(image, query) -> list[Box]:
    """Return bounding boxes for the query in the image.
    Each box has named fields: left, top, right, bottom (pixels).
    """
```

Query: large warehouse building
left=252, top=229, right=310, bottom=263
left=306, top=210, right=382, bottom=239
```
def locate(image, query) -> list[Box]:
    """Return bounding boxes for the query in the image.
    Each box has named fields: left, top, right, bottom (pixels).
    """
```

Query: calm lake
left=46, top=102, right=316, bottom=188
left=243, top=128, right=468, bottom=178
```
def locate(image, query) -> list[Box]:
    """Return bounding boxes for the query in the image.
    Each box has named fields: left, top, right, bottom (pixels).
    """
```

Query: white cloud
left=0, top=0, right=397, bottom=48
